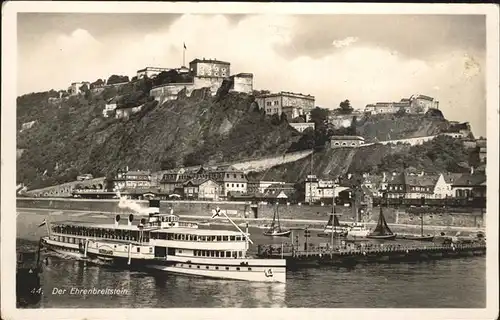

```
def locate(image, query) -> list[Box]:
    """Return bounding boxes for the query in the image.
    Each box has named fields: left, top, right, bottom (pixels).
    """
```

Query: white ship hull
left=147, top=258, right=286, bottom=283
left=43, top=238, right=286, bottom=283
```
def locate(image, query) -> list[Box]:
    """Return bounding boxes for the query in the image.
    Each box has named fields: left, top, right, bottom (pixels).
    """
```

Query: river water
left=15, top=208, right=486, bottom=308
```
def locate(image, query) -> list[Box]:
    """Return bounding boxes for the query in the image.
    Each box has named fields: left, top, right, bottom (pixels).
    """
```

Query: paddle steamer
left=41, top=200, right=286, bottom=283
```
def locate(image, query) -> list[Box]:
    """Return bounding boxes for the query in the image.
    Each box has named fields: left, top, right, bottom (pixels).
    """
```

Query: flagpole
left=45, top=216, right=51, bottom=238
left=183, top=43, right=186, bottom=67
left=214, top=208, right=253, bottom=244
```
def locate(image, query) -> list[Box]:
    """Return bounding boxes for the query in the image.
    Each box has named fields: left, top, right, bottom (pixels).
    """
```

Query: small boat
left=198, top=221, right=211, bottom=227
left=347, top=222, right=370, bottom=238
left=322, top=206, right=348, bottom=237
left=405, top=212, right=434, bottom=241
left=366, top=206, right=396, bottom=240
left=263, top=205, right=291, bottom=237
left=405, top=234, right=434, bottom=241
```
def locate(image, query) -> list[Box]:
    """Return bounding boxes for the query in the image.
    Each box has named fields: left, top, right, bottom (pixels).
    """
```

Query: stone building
left=149, top=58, right=253, bottom=101
left=68, top=81, right=90, bottom=96
left=136, top=67, right=172, bottom=79
left=304, top=175, right=348, bottom=204
left=329, top=136, right=365, bottom=148
left=255, top=91, right=315, bottom=121
left=229, top=73, right=254, bottom=94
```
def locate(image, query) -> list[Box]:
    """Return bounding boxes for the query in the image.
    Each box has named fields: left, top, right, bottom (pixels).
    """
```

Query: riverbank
left=17, top=198, right=485, bottom=228
left=17, top=207, right=484, bottom=236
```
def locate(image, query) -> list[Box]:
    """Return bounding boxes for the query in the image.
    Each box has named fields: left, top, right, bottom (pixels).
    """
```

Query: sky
left=17, top=13, right=487, bottom=136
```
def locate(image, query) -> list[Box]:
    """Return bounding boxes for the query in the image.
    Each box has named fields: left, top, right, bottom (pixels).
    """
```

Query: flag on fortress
left=211, top=207, right=221, bottom=219
left=183, top=42, right=187, bottom=50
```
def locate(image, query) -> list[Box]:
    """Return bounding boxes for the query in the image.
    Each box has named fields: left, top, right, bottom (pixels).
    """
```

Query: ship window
left=225, top=267, right=229, bottom=270
left=248, top=267, right=252, bottom=271
left=226, top=251, right=231, bottom=257
left=179, top=250, right=183, bottom=254
left=238, top=251, right=242, bottom=257
left=232, top=251, right=237, bottom=258
left=189, top=265, right=192, bottom=268
left=215, top=251, right=219, bottom=257
left=216, top=236, right=222, bottom=241
left=149, top=247, right=153, bottom=253
left=230, top=236, right=235, bottom=241
left=236, top=267, right=240, bottom=271
left=210, top=251, right=215, bottom=257
left=137, top=248, right=140, bottom=253
left=197, top=265, right=200, bottom=269
left=114, top=245, right=117, bottom=248
left=206, top=266, right=209, bottom=269
left=216, top=266, right=219, bottom=270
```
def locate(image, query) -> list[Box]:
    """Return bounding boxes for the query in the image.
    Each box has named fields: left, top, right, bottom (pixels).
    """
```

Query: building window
left=232, top=184, right=234, bottom=187
left=266, top=101, right=271, bottom=106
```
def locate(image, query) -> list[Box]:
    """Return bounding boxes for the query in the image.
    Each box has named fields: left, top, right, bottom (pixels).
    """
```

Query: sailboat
left=366, top=205, right=397, bottom=240
left=405, top=212, right=434, bottom=241
left=318, top=198, right=348, bottom=238
left=263, top=204, right=291, bottom=237
left=346, top=188, right=370, bottom=238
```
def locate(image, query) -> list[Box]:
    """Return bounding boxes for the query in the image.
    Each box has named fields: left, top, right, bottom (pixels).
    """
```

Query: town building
left=160, top=165, right=247, bottom=199
left=113, top=169, right=152, bottom=190
left=430, top=173, right=463, bottom=198
left=247, top=180, right=286, bottom=195
left=289, top=122, right=315, bottom=133
left=183, top=178, right=220, bottom=200
left=262, top=183, right=296, bottom=201
left=329, top=136, right=365, bottom=148
left=451, top=173, right=486, bottom=199
left=304, top=175, right=348, bottom=204
left=255, top=91, right=315, bottom=122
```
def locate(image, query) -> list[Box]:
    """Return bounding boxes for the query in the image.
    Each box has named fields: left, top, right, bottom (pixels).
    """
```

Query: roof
left=442, top=173, right=463, bottom=184
left=415, top=94, right=434, bottom=101
left=151, top=228, right=243, bottom=236
left=405, top=175, right=439, bottom=187
left=189, top=58, right=230, bottom=65
left=452, top=174, right=486, bottom=187
left=52, top=221, right=158, bottom=231
left=232, top=73, right=254, bottom=78
left=125, top=171, right=151, bottom=175
left=387, top=173, right=405, bottom=185
left=183, top=178, right=217, bottom=187
left=330, top=136, right=365, bottom=141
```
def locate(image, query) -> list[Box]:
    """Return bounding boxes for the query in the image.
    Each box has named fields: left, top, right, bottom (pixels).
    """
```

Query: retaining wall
left=16, top=198, right=484, bottom=228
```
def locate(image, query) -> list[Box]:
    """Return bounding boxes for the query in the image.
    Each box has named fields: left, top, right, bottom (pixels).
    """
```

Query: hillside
left=250, top=135, right=478, bottom=183
left=355, top=112, right=449, bottom=142
left=16, top=80, right=300, bottom=189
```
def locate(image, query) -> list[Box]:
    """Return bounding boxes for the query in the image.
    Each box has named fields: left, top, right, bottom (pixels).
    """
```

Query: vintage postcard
left=1, top=2, right=499, bottom=320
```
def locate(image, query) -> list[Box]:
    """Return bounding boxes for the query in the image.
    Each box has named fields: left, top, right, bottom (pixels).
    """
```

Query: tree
left=160, top=157, right=177, bottom=170
left=310, top=107, right=329, bottom=131
left=107, top=75, right=130, bottom=85
left=90, top=79, right=105, bottom=89
left=337, top=99, right=354, bottom=114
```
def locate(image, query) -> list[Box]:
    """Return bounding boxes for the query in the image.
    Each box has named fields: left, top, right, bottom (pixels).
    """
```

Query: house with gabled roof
left=183, top=178, right=220, bottom=200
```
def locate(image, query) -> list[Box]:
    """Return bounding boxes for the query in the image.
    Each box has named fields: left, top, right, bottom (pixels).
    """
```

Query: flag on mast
left=183, top=42, right=187, bottom=50
left=211, top=207, right=221, bottom=219
left=38, top=219, right=47, bottom=228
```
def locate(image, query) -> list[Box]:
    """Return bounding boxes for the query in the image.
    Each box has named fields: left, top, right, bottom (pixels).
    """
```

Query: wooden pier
left=256, top=240, right=486, bottom=268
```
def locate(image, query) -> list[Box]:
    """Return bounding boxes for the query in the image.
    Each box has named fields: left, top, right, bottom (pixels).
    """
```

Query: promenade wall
left=17, top=198, right=484, bottom=228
